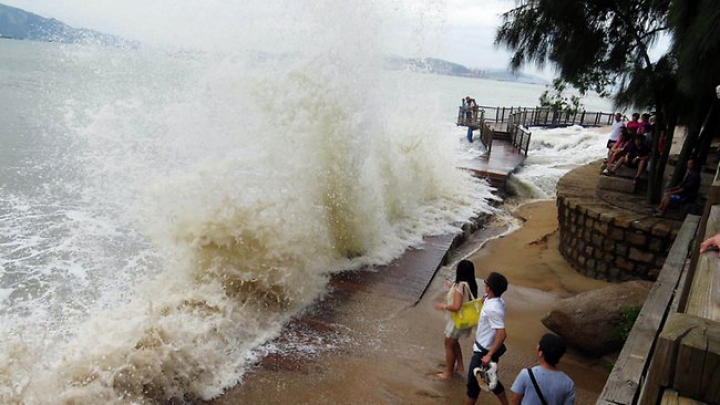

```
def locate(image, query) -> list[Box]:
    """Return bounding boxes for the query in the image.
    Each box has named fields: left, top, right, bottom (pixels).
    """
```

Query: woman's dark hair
left=455, top=260, right=478, bottom=297
left=620, top=127, right=629, bottom=141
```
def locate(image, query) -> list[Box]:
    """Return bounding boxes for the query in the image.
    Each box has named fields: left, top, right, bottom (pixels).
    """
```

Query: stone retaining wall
left=556, top=162, right=682, bottom=282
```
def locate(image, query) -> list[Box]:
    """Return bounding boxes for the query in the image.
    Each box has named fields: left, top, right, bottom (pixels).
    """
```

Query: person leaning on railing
left=700, top=234, right=720, bottom=257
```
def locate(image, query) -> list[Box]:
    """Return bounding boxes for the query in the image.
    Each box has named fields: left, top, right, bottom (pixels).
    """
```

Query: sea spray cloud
left=0, top=1, right=496, bottom=403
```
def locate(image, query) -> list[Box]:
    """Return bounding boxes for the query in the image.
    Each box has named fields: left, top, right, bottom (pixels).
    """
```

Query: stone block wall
left=557, top=196, right=679, bottom=282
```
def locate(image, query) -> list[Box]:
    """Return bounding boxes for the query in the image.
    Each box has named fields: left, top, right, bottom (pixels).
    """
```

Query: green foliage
left=494, top=0, right=720, bottom=204
left=539, top=79, right=584, bottom=114
left=618, top=305, right=642, bottom=341
left=495, top=0, right=670, bottom=99
left=600, top=359, right=616, bottom=371
left=669, top=0, right=720, bottom=100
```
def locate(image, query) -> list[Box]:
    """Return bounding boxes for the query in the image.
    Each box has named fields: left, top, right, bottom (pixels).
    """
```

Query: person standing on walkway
left=465, top=271, right=509, bottom=405
left=509, top=333, right=576, bottom=405
left=434, top=260, right=479, bottom=379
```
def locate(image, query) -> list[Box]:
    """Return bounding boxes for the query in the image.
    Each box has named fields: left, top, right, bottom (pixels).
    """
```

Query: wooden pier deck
left=457, top=136, right=527, bottom=191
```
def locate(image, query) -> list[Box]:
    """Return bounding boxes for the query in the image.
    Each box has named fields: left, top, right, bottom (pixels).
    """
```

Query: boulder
left=541, top=280, right=653, bottom=355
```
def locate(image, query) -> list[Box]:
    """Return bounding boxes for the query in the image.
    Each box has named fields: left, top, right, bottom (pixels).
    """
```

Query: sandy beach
left=211, top=200, right=613, bottom=405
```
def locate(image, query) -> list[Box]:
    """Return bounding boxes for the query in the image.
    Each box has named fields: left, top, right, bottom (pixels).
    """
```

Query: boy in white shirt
left=465, top=272, right=509, bottom=405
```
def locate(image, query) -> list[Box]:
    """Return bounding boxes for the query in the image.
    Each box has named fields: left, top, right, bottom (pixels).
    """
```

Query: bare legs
left=655, top=192, right=672, bottom=216
left=439, top=337, right=464, bottom=378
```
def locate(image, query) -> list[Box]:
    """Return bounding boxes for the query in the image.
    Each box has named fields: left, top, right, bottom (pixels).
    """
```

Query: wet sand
left=210, top=200, right=612, bottom=404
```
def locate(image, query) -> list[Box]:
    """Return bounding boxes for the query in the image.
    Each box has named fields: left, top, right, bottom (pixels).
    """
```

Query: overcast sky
left=3, top=0, right=667, bottom=81
left=4, top=1, right=543, bottom=68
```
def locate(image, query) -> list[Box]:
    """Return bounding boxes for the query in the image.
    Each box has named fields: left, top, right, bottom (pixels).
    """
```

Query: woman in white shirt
left=434, top=260, right=478, bottom=379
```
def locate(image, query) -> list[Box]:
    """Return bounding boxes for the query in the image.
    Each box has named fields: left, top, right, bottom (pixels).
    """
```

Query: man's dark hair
left=486, top=272, right=508, bottom=297
left=539, top=333, right=567, bottom=366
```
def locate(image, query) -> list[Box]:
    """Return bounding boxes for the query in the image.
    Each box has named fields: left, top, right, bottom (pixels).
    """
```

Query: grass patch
left=618, top=305, right=642, bottom=341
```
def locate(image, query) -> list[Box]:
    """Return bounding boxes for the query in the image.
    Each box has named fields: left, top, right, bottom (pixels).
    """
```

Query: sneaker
left=473, top=367, right=490, bottom=392
left=484, top=362, right=498, bottom=390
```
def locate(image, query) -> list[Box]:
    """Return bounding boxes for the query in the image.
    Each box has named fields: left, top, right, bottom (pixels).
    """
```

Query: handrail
left=456, top=106, right=484, bottom=127
left=597, top=216, right=700, bottom=405
left=482, top=106, right=615, bottom=127
left=601, top=161, right=720, bottom=405
left=480, top=122, right=494, bottom=154
left=511, top=125, right=532, bottom=157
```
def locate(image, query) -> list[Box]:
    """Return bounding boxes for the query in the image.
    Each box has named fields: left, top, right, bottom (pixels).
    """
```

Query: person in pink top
left=605, top=128, right=631, bottom=168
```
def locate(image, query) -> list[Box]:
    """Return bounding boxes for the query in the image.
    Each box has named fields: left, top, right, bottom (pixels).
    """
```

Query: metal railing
left=480, top=122, right=494, bottom=153
left=510, top=125, right=532, bottom=157
left=456, top=107, right=484, bottom=127
left=482, top=106, right=615, bottom=127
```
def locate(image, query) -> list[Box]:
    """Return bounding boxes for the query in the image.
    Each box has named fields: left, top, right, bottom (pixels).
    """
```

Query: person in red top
left=605, top=128, right=631, bottom=168
left=626, top=113, right=641, bottom=134
left=605, top=135, right=651, bottom=183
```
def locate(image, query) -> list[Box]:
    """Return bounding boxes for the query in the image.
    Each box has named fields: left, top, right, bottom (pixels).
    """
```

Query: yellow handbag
left=451, top=283, right=482, bottom=330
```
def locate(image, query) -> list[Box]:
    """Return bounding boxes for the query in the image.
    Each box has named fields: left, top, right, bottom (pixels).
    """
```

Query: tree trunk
left=669, top=106, right=705, bottom=187
left=649, top=111, right=676, bottom=202
left=647, top=109, right=664, bottom=204
left=695, top=101, right=720, bottom=167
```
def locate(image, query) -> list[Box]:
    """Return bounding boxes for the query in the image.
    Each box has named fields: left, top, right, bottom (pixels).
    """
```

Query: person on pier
left=434, top=260, right=479, bottom=379
left=464, top=97, right=478, bottom=143
left=465, top=272, right=510, bottom=405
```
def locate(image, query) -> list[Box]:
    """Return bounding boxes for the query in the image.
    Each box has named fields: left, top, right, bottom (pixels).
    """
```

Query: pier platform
left=457, top=137, right=526, bottom=191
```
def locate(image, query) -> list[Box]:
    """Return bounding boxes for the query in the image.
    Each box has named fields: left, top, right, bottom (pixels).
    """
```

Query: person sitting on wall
left=606, top=113, right=625, bottom=150
left=606, top=128, right=631, bottom=168
left=653, top=158, right=702, bottom=218
left=604, top=134, right=651, bottom=184
left=640, top=113, right=655, bottom=149
left=626, top=112, right=641, bottom=134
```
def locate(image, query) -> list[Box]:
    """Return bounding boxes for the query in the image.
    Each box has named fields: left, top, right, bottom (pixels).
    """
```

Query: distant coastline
left=1, top=3, right=544, bottom=86
left=384, top=55, right=548, bottom=85
left=0, top=3, right=135, bottom=47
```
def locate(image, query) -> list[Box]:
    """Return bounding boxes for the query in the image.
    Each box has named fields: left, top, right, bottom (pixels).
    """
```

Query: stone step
left=598, top=175, right=638, bottom=193
left=600, top=165, right=641, bottom=179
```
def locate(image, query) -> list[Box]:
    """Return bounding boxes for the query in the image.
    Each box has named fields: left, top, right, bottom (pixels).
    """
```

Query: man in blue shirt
left=510, top=333, right=575, bottom=405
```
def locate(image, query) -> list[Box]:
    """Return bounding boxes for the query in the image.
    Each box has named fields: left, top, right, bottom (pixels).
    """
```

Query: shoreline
left=209, top=199, right=612, bottom=404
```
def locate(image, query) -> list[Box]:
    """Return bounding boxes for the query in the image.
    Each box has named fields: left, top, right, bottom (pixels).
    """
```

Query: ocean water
left=0, top=12, right=611, bottom=405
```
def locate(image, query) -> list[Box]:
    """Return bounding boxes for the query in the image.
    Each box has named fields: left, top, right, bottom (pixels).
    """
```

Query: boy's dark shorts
left=466, top=344, right=506, bottom=399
